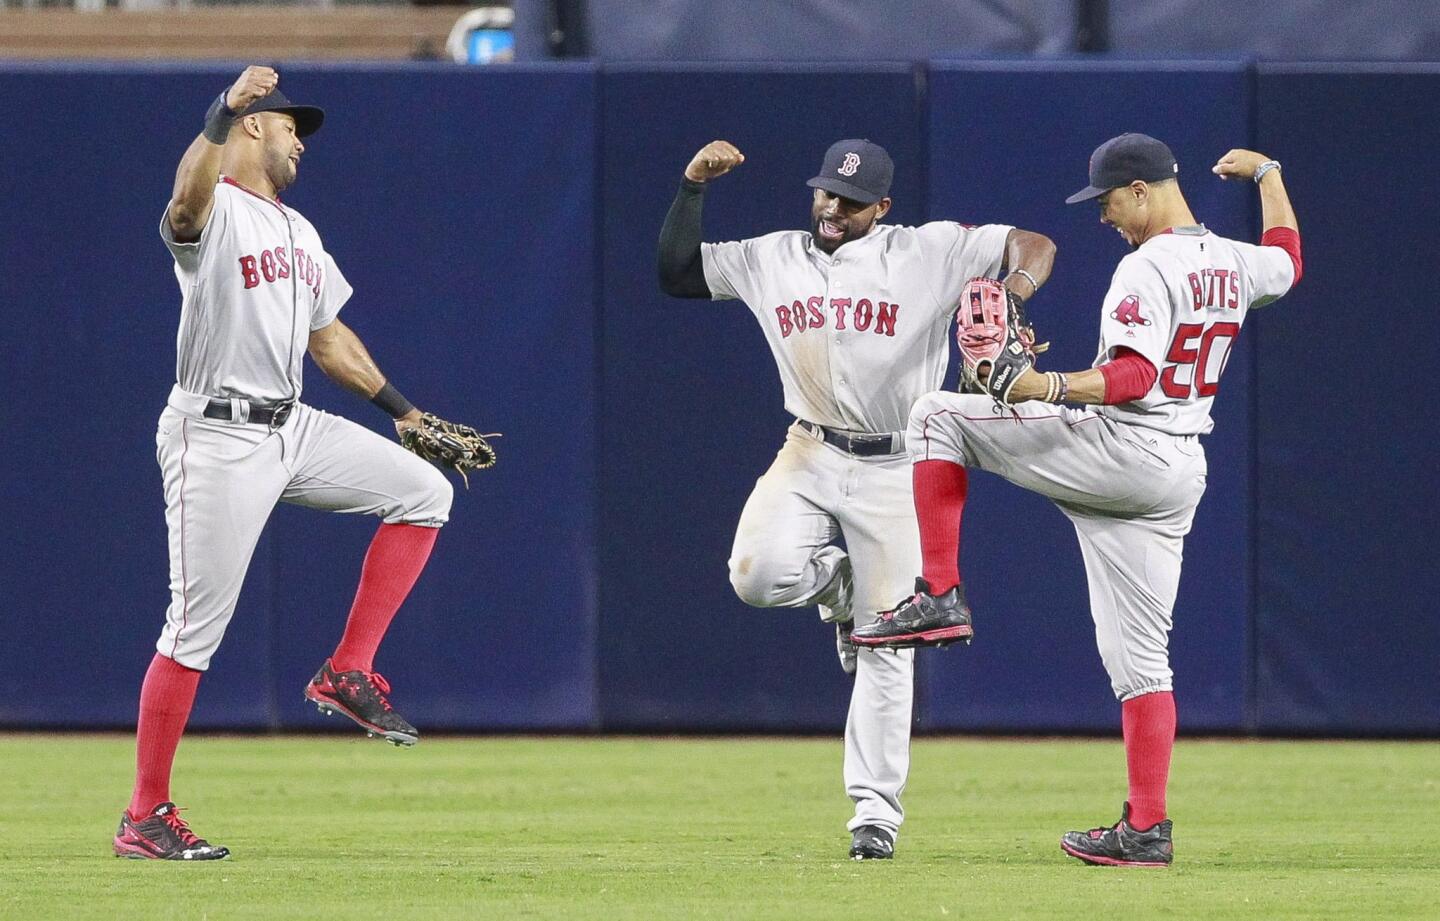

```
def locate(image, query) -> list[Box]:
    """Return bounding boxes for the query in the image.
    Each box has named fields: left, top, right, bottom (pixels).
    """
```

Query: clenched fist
left=685, top=140, right=745, bottom=183
left=1212, top=148, right=1272, bottom=181
left=226, top=66, right=279, bottom=113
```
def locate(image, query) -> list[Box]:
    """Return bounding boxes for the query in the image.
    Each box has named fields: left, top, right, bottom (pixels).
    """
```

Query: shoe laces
left=877, top=593, right=923, bottom=622
left=362, top=671, right=395, bottom=711
left=159, top=807, right=202, bottom=847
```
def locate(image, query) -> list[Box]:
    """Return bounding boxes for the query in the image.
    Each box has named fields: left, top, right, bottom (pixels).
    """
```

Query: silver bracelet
left=1008, top=268, right=1040, bottom=293
left=1253, top=160, right=1281, bottom=184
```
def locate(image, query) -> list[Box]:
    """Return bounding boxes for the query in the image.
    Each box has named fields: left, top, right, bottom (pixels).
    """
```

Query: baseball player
left=853, top=134, right=1302, bottom=867
left=114, top=67, right=461, bottom=861
left=657, top=138, right=1056, bottom=859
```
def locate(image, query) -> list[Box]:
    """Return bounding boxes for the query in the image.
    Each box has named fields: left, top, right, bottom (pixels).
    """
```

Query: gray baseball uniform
left=908, top=225, right=1296, bottom=699
left=155, top=177, right=450, bottom=671
left=703, top=219, right=1011, bottom=835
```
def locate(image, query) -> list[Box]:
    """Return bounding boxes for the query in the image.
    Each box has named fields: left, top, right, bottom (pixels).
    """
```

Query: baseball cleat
left=1060, top=802, right=1173, bottom=867
left=849, top=825, right=896, bottom=860
left=836, top=620, right=858, bottom=676
left=113, top=802, right=229, bottom=861
left=304, top=659, right=419, bottom=747
left=850, top=578, right=974, bottom=649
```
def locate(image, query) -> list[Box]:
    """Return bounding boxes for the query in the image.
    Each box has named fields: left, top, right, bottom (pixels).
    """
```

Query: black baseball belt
left=799, top=420, right=905, bottom=457
left=203, top=397, right=296, bottom=427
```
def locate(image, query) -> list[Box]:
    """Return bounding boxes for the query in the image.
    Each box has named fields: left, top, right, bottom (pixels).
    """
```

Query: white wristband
left=1253, top=160, right=1281, bottom=184
left=1008, top=268, right=1040, bottom=293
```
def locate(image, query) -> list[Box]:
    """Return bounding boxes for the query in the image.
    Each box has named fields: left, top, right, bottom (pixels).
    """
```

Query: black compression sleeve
left=657, top=178, right=711, bottom=299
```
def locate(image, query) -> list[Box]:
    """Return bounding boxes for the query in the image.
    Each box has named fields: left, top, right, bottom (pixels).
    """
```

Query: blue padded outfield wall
left=596, top=65, right=926, bottom=730
left=920, top=61, right=1257, bottom=732
left=1251, top=65, right=1440, bottom=734
left=0, top=64, right=601, bottom=730
left=0, top=61, right=1435, bottom=736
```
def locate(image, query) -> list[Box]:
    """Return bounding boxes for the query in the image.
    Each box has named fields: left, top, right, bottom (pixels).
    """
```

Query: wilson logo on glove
left=955, top=277, right=1043, bottom=406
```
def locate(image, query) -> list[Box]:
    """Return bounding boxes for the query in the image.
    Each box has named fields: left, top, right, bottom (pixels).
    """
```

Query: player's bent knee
left=728, top=561, right=775, bottom=607
left=907, top=391, right=971, bottom=462
left=420, top=468, right=454, bottom=522
left=907, top=390, right=953, bottom=429
left=391, top=463, right=452, bottom=526
left=728, top=555, right=803, bottom=608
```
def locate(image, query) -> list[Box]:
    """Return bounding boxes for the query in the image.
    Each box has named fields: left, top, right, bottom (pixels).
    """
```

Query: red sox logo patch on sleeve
left=1111, top=295, right=1152, bottom=328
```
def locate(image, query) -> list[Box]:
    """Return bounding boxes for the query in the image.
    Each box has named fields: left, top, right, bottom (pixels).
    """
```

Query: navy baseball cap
left=1065, top=133, right=1177, bottom=204
left=807, top=139, right=893, bottom=205
left=240, top=88, right=324, bottom=138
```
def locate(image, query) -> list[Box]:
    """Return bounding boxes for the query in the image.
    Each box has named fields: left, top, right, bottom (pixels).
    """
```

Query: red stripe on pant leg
left=1122, top=691, right=1176, bottom=830
left=913, top=460, right=967, bottom=593
left=330, top=523, right=439, bottom=674
left=170, top=420, right=191, bottom=660
left=129, top=653, right=202, bottom=819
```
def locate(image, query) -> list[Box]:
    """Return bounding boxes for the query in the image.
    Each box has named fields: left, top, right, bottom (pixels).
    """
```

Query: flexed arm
left=168, top=66, right=277, bottom=242
left=658, top=140, right=745, bottom=298
left=1000, top=229, right=1057, bottom=303
left=1214, top=148, right=1302, bottom=285
left=1212, top=148, right=1298, bottom=233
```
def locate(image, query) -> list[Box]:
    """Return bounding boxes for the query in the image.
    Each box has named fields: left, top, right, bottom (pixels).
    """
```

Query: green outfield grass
left=1, top=735, right=1436, bottom=920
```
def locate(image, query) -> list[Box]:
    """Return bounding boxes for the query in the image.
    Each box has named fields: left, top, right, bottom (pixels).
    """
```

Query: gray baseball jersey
left=909, top=224, right=1298, bottom=702
left=160, top=177, right=352, bottom=403
left=705, top=218, right=1010, bottom=836
left=702, top=221, right=1012, bottom=433
left=153, top=177, right=448, bottom=671
left=1092, top=225, right=1296, bottom=435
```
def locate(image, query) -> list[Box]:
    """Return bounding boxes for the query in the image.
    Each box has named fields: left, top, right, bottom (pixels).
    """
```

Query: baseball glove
left=955, top=277, right=1044, bottom=404
left=401, top=413, right=499, bottom=488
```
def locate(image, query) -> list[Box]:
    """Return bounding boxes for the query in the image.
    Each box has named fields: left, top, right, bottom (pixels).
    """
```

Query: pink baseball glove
left=955, top=277, right=1044, bottom=404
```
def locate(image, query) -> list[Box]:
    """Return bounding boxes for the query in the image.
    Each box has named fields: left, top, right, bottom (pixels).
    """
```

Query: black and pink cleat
left=113, top=802, right=229, bottom=861
left=304, top=659, right=419, bottom=747
left=850, top=578, right=974, bottom=649
left=1060, top=802, right=1174, bottom=867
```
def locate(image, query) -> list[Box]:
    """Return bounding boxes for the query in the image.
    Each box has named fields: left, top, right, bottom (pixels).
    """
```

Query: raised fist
left=685, top=140, right=745, bottom=183
left=226, top=66, right=279, bottom=113
left=1211, top=148, right=1272, bottom=181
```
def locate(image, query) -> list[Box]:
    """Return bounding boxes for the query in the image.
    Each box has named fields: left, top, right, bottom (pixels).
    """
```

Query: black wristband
left=371, top=381, right=416, bottom=419
left=203, top=91, right=237, bottom=145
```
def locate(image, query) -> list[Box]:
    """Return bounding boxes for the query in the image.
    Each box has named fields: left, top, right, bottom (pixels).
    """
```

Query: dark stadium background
left=1, top=0, right=1434, bottom=739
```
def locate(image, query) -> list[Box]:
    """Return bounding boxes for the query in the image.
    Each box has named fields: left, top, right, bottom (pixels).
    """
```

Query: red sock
left=129, top=653, right=201, bottom=819
left=1122, top=691, right=1176, bottom=829
left=330, top=523, right=438, bottom=673
left=913, top=460, right=968, bottom=593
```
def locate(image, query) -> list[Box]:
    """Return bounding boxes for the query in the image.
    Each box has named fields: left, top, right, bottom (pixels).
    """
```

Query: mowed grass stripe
left=0, top=736, right=1435, bottom=920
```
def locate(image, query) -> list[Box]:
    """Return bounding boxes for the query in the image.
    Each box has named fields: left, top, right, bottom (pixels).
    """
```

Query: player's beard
left=265, top=146, right=298, bottom=193
left=811, top=214, right=872, bottom=254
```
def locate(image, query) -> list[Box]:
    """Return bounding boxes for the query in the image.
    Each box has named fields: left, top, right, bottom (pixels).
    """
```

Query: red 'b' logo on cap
left=1111, top=295, right=1151, bottom=327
